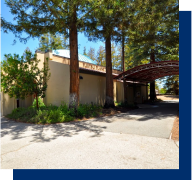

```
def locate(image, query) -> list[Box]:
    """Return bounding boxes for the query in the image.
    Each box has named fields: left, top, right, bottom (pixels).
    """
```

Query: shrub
left=76, top=103, right=102, bottom=118
left=6, top=102, right=102, bottom=124
left=7, top=107, right=37, bottom=121
left=31, top=110, right=49, bottom=124
left=32, top=97, right=45, bottom=108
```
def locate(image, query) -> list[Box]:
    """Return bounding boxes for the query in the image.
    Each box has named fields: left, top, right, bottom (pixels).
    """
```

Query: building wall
left=136, top=85, right=148, bottom=103
left=116, top=81, right=124, bottom=103
left=52, top=53, right=122, bottom=75
left=2, top=51, right=124, bottom=115
left=1, top=92, right=33, bottom=116
left=36, top=52, right=45, bottom=69
left=1, top=51, right=149, bottom=116
left=79, top=73, right=106, bottom=105
left=127, top=86, right=134, bottom=104
left=1, top=92, right=16, bottom=116
left=44, top=58, right=124, bottom=106
left=44, top=60, right=70, bottom=106
left=119, top=83, right=148, bottom=105
left=20, top=96, right=33, bottom=108
left=141, top=84, right=148, bottom=101
left=126, top=84, right=148, bottom=104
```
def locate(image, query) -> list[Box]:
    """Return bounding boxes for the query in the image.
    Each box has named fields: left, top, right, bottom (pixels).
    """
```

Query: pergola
left=114, top=61, right=179, bottom=82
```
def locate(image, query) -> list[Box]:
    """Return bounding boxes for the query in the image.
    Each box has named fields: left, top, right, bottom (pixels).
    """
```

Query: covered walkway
left=114, top=61, right=179, bottom=82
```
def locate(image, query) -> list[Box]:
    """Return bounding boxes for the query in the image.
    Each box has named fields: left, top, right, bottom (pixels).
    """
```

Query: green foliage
left=160, top=88, right=166, bottom=94
left=7, top=107, right=37, bottom=121
left=124, top=44, right=150, bottom=70
left=96, top=45, right=106, bottom=66
left=127, top=0, right=179, bottom=64
left=1, top=0, right=179, bottom=108
left=1, top=49, right=51, bottom=109
left=84, top=0, right=131, bottom=42
left=83, top=46, right=87, bottom=56
left=1, top=0, right=97, bottom=109
left=32, top=97, right=45, bottom=108
left=86, top=43, right=122, bottom=70
left=1, top=0, right=90, bottom=42
left=38, top=33, right=69, bottom=52
left=6, top=103, right=102, bottom=124
left=161, top=75, right=179, bottom=95
left=77, top=103, right=102, bottom=118
left=111, top=43, right=122, bottom=70
left=87, top=47, right=96, bottom=61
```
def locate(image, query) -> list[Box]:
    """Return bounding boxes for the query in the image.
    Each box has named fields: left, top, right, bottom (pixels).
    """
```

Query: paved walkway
left=1, top=100, right=179, bottom=169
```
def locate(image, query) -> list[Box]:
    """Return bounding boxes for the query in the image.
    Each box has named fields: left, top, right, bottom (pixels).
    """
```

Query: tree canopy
left=1, top=0, right=179, bottom=106
left=1, top=0, right=95, bottom=109
left=38, top=33, right=69, bottom=52
left=83, top=0, right=133, bottom=107
left=1, top=49, right=50, bottom=109
left=127, top=0, right=179, bottom=64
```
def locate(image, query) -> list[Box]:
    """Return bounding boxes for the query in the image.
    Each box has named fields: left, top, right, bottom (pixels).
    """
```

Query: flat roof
left=52, top=49, right=97, bottom=65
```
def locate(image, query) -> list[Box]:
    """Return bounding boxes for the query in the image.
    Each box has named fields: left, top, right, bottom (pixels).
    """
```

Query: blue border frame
left=179, top=10, right=191, bottom=178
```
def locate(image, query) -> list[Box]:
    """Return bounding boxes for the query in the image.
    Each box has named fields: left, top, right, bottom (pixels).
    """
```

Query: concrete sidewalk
left=1, top=101, right=179, bottom=169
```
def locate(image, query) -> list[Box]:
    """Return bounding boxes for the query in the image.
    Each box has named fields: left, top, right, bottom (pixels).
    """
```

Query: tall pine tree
left=127, top=0, right=179, bottom=101
left=84, top=0, right=131, bottom=107
left=38, top=33, right=69, bottom=52
left=87, top=47, right=96, bottom=61
left=1, top=0, right=96, bottom=109
left=96, top=45, right=106, bottom=66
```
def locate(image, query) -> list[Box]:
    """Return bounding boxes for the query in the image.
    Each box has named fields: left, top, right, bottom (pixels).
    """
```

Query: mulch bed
left=156, top=95, right=179, bottom=141
left=171, top=111, right=179, bottom=141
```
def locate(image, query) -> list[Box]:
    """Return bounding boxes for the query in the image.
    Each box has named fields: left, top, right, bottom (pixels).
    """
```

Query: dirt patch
left=156, top=95, right=179, bottom=101
left=171, top=112, right=179, bottom=141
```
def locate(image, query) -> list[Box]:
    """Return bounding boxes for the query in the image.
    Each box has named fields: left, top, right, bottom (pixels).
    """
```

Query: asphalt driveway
left=1, top=100, right=179, bottom=169
left=91, top=100, right=179, bottom=138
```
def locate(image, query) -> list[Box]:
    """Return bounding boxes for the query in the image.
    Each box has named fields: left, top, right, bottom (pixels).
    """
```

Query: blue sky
left=1, top=0, right=104, bottom=60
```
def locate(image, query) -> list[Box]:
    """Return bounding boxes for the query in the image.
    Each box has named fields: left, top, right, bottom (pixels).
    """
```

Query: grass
left=6, top=102, right=103, bottom=125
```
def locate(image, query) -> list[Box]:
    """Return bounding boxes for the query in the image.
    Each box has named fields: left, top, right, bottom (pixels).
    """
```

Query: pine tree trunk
left=121, top=36, right=125, bottom=72
left=150, top=49, right=156, bottom=101
left=122, top=36, right=127, bottom=103
left=104, top=35, right=114, bottom=108
left=69, top=7, right=79, bottom=109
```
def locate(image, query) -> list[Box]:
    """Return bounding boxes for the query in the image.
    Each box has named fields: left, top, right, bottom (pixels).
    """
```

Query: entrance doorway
left=17, top=99, right=19, bottom=108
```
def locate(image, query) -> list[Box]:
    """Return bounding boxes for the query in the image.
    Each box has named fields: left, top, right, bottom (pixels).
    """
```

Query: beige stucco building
left=1, top=49, right=148, bottom=116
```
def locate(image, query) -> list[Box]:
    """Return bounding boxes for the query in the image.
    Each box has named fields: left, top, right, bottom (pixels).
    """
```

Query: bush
left=7, top=107, right=37, bottom=121
left=160, top=88, right=166, bottom=94
left=32, top=97, right=45, bottom=108
left=77, top=103, right=102, bottom=118
left=6, top=102, right=102, bottom=124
